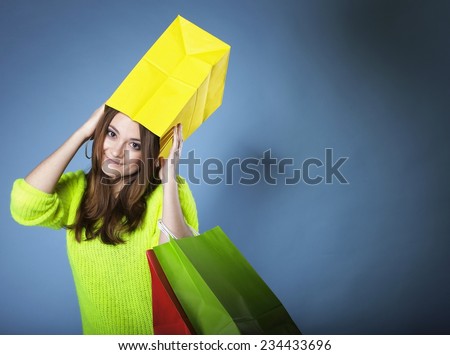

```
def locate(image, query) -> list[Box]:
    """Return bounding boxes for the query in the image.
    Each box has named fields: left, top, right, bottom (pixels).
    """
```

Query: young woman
left=10, top=104, right=198, bottom=334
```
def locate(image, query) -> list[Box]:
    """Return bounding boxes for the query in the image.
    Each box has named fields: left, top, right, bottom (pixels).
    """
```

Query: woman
left=10, top=104, right=198, bottom=334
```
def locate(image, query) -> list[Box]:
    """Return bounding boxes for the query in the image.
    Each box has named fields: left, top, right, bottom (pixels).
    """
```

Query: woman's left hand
left=159, top=123, right=183, bottom=184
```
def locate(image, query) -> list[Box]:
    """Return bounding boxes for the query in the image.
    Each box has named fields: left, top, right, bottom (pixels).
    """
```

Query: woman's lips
left=104, top=158, right=123, bottom=165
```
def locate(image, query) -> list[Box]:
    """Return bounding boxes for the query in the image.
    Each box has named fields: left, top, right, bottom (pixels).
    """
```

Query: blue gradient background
left=1, top=0, right=449, bottom=334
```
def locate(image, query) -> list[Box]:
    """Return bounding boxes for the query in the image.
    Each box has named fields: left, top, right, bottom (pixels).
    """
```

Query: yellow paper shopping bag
left=106, top=15, right=231, bottom=157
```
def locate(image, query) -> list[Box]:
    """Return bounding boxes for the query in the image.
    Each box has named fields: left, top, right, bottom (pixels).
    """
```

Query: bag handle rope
left=157, top=219, right=199, bottom=240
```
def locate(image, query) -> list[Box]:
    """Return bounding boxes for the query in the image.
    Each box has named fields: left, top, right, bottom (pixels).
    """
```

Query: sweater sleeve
left=10, top=170, right=86, bottom=230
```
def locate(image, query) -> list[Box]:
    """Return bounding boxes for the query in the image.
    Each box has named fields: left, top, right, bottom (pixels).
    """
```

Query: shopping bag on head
left=151, top=223, right=301, bottom=335
left=147, top=249, right=195, bottom=335
left=106, top=15, right=231, bottom=157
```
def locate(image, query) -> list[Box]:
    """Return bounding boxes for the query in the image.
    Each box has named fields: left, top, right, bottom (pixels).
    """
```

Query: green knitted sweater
left=10, top=170, right=198, bottom=334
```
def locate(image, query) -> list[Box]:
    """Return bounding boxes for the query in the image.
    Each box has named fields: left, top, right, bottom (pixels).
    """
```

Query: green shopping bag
left=152, top=224, right=301, bottom=334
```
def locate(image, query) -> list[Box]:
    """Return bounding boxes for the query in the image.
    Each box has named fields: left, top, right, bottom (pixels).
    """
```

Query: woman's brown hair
left=69, top=105, right=161, bottom=245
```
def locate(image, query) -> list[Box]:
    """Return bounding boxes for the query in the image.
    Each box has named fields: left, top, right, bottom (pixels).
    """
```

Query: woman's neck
left=111, top=179, right=125, bottom=198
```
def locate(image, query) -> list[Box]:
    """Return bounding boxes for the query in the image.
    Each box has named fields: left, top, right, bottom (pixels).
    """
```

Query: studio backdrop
left=1, top=0, right=449, bottom=334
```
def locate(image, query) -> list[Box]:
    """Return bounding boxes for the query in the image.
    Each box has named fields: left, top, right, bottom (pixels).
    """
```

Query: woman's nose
left=111, top=142, right=125, bottom=158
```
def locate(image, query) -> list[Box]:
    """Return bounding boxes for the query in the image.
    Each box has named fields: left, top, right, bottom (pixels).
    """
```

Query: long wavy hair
left=69, top=105, right=161, bottom=245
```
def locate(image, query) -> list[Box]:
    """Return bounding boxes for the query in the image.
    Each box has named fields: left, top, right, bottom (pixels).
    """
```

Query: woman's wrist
left=75, top=125, right=93, bottom=143
left=162, top=176, right=178, bottom=190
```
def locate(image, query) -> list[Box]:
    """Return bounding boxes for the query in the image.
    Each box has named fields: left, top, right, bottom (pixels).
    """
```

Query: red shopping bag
left=147, top=249, right=195, bottom=334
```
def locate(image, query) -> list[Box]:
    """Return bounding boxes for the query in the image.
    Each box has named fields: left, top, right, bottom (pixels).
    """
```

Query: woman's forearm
left=157, top=123, right=194, bottom=244
left=159, top=180, right=193, bottom=244
left=24, top=105, right=105, bottom=194
left=24, top=129, right=89, bottom=194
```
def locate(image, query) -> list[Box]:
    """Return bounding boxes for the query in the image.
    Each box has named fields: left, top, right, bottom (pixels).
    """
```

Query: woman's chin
left=102, top=162, right=122, bottom=177
left=101, top=168, right=122, bottom=179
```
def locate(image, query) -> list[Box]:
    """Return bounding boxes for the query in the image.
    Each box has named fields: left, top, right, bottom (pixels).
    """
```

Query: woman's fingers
left=171, top=123, right=183, bottom=157
left=177, top=123, right=183, bottom=156
left=172, top=125, right=178, bottom=153
left=160, top=124, right=183, bottom=182
left=81, top=104, right=106, bottom=140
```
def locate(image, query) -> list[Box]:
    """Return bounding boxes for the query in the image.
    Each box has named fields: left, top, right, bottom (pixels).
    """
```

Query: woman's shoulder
left=55, top=170, right=87, bottom=194
left=58, top=170, right=86, bottom=184
left=60, top=169, right=86, bottom=181
left=176, top=175, right=195, bottom=199
left=144, top=175, right=194, bottom=202
left=11, top=170, right=87, bottom=197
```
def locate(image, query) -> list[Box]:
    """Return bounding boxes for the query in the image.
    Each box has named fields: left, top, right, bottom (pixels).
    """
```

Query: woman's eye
left=107, top=130, right=116, bottom=138
left=131, top=142, right=141, bottom=150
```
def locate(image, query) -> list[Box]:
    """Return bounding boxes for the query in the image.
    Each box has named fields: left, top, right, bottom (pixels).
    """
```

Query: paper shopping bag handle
left=157, top=219, right=199, bottom=240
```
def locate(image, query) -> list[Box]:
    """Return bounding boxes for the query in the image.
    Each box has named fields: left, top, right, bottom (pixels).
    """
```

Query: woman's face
left=101, top=112, right=142, bottom=178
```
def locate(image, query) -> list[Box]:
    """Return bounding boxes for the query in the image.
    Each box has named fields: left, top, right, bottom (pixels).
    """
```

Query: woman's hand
left=24, top=103, right=106, bottom=194
left=79, top=104, right=106, bottom=141
left=159, top=123, right=183, bottom=184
